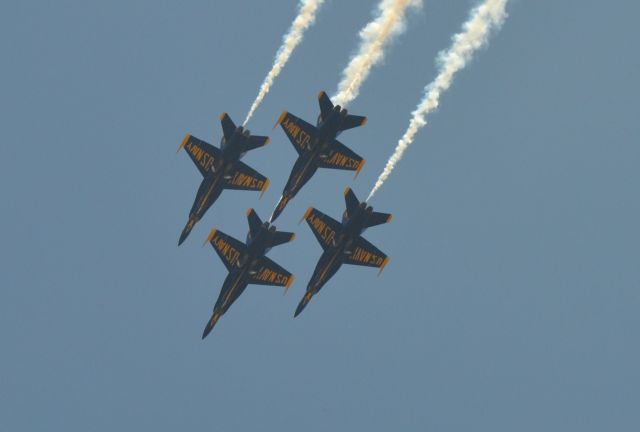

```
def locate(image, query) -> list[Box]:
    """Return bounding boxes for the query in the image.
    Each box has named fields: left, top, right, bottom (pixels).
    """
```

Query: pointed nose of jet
left=202, top=311, right=221, bottom=339
left=178, top=218, right=196, bottom=246
left=294, top=292, right=314, bottom=317
left=270, top=196, right=289, bottom=223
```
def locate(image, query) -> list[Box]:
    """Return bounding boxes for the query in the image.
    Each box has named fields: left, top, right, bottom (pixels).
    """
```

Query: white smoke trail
left=332, top=0, right=422, bottom=108
left=243, top=0, right=325, bottom=126
left=367, top=0, right=508, bottom=201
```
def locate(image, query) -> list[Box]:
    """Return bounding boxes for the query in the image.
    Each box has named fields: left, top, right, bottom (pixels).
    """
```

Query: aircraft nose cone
left=178, top=231, right=188, bottom=246
left=202, top=312, right=220, bottom=339
left=270, top=196, right=289, bottom=222
left=178, top=218, right=196, bottom=246
left=294, top=292, right=313, bottom=317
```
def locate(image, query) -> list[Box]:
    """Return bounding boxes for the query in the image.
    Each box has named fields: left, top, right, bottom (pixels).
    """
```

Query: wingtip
left=343, top=186, right=352, bottom=197
left=299, top=207, right=313, bottom=225
left=178, top=134, right=191, bottom=153
left=386, top=214, right=393, bottom=224
left=361, top=117, right=368, bottom=126
left=282, top=275, right=295, bottom=295
left=204, top=228, right=218, bottom=246
left=378, top=257, right=390, bottom=276
left=219, top=112, right=227, bottom=121
left=273, top=111, right=287, bottom=129
left=260, top=179, right=270, bottom=199
left=355, top=160, right=366, bottom=178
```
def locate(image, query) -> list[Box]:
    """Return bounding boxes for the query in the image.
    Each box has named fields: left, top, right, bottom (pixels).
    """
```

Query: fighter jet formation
left=178, top=93, right=390, bottom=337
left=176, top=0, right=509, bottom=338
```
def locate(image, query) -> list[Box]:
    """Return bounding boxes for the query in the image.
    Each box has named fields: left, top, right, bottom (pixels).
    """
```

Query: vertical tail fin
left=317, top=90, right=334, bottom=122
left=247, top=208, right=263, bottom=237
left=220, top=113, right=237, bottom=140
left=344, top=187, right=360, bottom=219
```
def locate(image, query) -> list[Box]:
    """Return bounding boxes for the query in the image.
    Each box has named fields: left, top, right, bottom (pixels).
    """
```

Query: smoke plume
left=332, top=0, right=422, bottom=108
left=367, top=0, right=508, bottom=201
left=243, top=0, right=325, bottom=126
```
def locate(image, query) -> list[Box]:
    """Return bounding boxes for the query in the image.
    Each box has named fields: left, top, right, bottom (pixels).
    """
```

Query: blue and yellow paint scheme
left=270, top=91, right=367, bottom=222
left=294, top=187, right=391, bottom=317
left=201, top=209, right=295, bottom=338
left=178, top=113, right=270, bottom=245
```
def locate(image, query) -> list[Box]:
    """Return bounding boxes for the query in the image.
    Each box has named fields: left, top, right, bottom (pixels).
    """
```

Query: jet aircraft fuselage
left=270, top=91, right=367, bottom=222
left=178, top=114, right=269, bottom=245
left=202, top=209, right=295, bottom=338
left=295, top=188, right=391, bottom=317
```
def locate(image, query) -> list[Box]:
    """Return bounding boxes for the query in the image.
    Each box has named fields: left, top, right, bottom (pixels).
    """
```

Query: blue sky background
left=1, top=0, right=639, bottom=430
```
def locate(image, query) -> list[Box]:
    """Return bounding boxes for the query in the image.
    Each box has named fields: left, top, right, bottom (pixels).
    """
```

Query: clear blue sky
left=1, top=1, right=639, bottom=430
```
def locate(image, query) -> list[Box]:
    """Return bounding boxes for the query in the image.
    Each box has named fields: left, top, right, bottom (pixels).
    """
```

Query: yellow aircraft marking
left=203, top=228, right=218, bottom=246
left=273, top=111, right=288, bottom=129
left=355, top=159, right=366, bottom=178
left=300, top=207, right=314, bottom=224
left=291, top=153, right=316, bottom=190
left=378, top=257, right=390, bottom=276
left=260, top=179, right=269, bottom=199
left=178, top=134, right=191, bottom=152
left=196, top=174, right=221, bottom=215
left=284, top=275, right=295, bottom=295
left=314, top=248, right=342, bottom=290
left=254, top=266, right=290, bottom=285
left=221, top=267, right=248, bottom=309
left=351, top=247, right=385, bottom=267
left=308, top=213, right=336, bottom=246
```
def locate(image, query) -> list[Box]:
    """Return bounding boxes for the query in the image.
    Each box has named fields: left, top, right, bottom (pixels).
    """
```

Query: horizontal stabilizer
left=339, top=114, right=367, bottom=132
left=244, top=135, right=270, bottom=152
left=269, top=230, right=296, bottom=248
left=365, top=211, right=393, bottom=229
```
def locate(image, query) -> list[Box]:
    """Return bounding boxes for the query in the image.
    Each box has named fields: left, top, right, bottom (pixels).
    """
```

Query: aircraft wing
left=317, top=139, right=365, bottom=175
left=302, top=207, right=342, bottom=251
left=179, top=134, right=221, bottom=176
left=248, top=256, right=295, bottom=291
left=224, top=161, right=269, bottom=196
left=345, top=236, right=389, bottom=273
left=275, top=111, right=317, bottom=155
left=206, top=229, right=247, bottom=272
